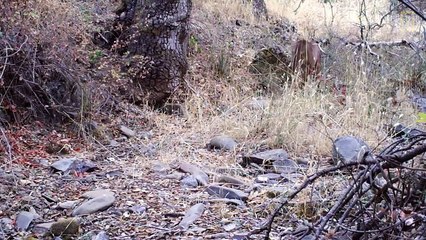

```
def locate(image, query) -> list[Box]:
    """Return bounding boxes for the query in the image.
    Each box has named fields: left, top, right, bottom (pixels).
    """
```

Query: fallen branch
left=250, top=132, right=426, bottom=239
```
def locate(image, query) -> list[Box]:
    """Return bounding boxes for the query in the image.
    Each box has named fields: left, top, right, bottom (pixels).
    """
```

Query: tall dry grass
left=176, top=0, right=423, bottom=160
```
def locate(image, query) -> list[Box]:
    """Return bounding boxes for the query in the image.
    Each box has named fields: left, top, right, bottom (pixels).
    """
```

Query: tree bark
left=252, top=0, right=268, bottom=21
left=116, top=0, right=192, bottom=106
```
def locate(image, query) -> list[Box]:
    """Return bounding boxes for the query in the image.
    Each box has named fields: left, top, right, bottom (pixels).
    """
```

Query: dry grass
left=176, top=0, right=423, bottom=160
left=267, top=0, right=424, bottom=40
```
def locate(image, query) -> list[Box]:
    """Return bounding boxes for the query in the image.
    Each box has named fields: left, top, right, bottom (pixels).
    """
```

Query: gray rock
left=119, top=125, right=136, bottom=138
left=255, top=173, right=282, bottom=183
left=57, top=200, right=80, bottom=209
left=207, top=198, right=245, bottom=206
left=152, top=162, right=171, bottom=174
left=93, top=231, right=109, bottom=240
left=164, top=172, right=185, bottom=180
left=179, top=203, right=205, bottom=230
left=0, top=217, right=13, bottom=231
left=332, top=136, right=371, bottom=164
left=15, top=211, right=36, bottom=231
left=181, top=175, right=199, bottom=188
left=242, top=149, right=288, bottom=167
left=72, top=194, right=115, bottom=216
left=216, top=175, right=246, bottom=186
left=206, top=185, right=248, bottom=201
left=50, top=218, right=80, bottom=236
left=33, top=222, right=54, bottom=235
left=82, top=189, right=114, bottom=199
left=273, top=159, right=298, bottom=174
left=179, top=162, right=209, bottom=186
left=208, top=135, right=237, bottom=151
left=51, top=157, right=77, bottom=172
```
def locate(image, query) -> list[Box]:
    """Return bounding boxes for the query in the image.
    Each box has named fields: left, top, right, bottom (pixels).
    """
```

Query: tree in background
left=115, top=0, right=192, bottom=106
left=252, top=0, right=268, bottom=21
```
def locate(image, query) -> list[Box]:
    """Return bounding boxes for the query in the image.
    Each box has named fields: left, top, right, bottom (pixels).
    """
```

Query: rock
left=273, top=159, right=298, bottom=174
left=179, top=162, right=209, bottom=186
left=249, top=46, right=291, bottom=75
left=208, top=135, right=237, bottom=151
left=33, top=222, right=54, bottom=235
left=50, top=218, right=80, bottom=236
left=0, top=217, right=13, bottom=231
left=81, top=189, right=114, bottom=199
left=216, top=175, right=246, bottom=186
left=206, top=185, right=248, bottom=201
left=119, top=125, right=136, bottom=138
left=332, top=136, right=371, bottom=164
left=164, top=172, right=185, bottom=180
left=246, top=98, right=269, bottom=110
left=51, top=158, right=98, bottom=173
left=152, top=162, right=171, bottom=174
left=181, top=175, right=199, bottom=188
left=72, top=194, right=115, bottom=216
left=179, top=203, right=205, bottom=230
left=104, top=169, right=123, bottom=178
left=93, top=231, right=109, bottom=240
left=57, top=200, right=80, bottom=209
left=51, top=157, right=77, bottom=172
left=207, top=198, right=245, bottom=206
left=241, top=149, right=288, bottom=167
left=15, top=211, right=37, bottom=231
left=255, top=173, right=282, bottom=183
left=223, top=222, right=238, bottom=231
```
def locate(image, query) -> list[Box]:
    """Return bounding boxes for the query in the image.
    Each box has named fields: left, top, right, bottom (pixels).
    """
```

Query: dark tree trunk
left=252, top=0, right=268, bottom=21
left=116, top=0, right=192, bottom=106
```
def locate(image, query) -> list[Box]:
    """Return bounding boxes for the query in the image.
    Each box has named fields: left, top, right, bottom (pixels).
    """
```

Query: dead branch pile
left=0, top=1, right=88, bottom=126
left=252, top=127, right=426, bottom=239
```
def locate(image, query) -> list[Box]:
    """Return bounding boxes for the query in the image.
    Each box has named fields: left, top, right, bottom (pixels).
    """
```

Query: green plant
left=89, top=50, right=103, bottom=64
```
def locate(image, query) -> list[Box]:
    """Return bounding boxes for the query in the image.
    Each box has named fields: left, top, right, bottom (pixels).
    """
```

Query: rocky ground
left=0, top=99, right=360, bottom=240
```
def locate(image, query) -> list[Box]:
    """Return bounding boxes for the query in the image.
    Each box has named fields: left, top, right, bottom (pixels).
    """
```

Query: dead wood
left=250, top=131, right=426, bottom=240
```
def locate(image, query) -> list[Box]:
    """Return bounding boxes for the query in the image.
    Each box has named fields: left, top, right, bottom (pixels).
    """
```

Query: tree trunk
left=252, top=0, right=268, bottom=21
left=116, top=0, right=192, bottom=106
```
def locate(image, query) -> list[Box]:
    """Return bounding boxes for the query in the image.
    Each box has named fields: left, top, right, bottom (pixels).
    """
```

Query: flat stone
left=164, top=172, right=185, bottom=180
left=207, top=198, right=245, bottom=206
left=93, top=231, right=109, bottom=240
left=119, top=125, right=136, bottom=138
left=208, top=135, right=237, bottom=151
left=179, top=162, right=209, bottom=186
left=81, top=189, right=114, bottom=199
left=33, top=222, right=54, bottom=235
left=332, top=136, right=371, bottom=164
left=51, top=158, right=77, bottom=172
left=206, top=185, right=248, bottom=201
left=181, top=175, right=199, bottom=188
left=152, top=161, right=171, bottom=174
left=273, top=159, right=298, bottom=174
left=216, top=175, right=246, bottom=186
left=255, top=173, right=282, bottom=183
left=16, top=211, right=36, bottom=231
left=242, top=149, right=288, bottom=167
left=179, top=203, right=205, bottom=230
left=72, top=194, right=115, bottom=216
left=57, top=200, right=80, bottom=209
